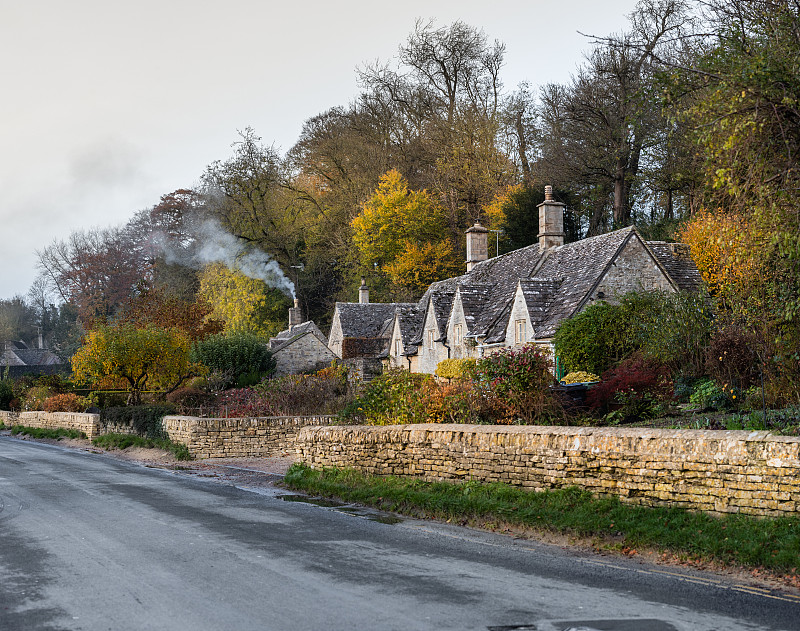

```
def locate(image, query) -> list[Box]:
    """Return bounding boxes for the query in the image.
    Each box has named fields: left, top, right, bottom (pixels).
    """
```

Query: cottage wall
left=327, top=313, right=344, bottom=358
left=504, top=284, right=534, bottom=348
left=273, top=333, right=337, bottom=376
left=594, top=236, right=675, bottom=299
left=416, top=300, right=448, bottom=374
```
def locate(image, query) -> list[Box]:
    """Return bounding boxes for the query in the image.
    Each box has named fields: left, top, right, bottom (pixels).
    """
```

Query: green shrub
left=341, top=369, right=432, bottom=425
left=10, top=425, right=86, bottom=440
left=689, top=379, right=733, bottom=411
left=99, top=404, right=177, bottom=438
left=92, top=433, right=191, bottom=460
left=0, top=380, right=13, bottom=410
left=191, top=332, right=276, bottom=390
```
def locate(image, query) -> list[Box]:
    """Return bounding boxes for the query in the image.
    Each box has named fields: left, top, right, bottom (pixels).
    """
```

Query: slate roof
left=332, top=225, right=702, bottom=358
left=334, top=302, right=416, bottom=339
left=270, top=321, right=328, bottom=351
left=646, top=242, right=703, bottom=292
left=1, top=347, right=62, bottom=367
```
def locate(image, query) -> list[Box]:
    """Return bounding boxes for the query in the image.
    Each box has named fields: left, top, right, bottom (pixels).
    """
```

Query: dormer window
left=427, top=330, right=434, bottom=349
left=395, top=339, right=402, bottom=357
left=454, top=324, right=463, bottom=346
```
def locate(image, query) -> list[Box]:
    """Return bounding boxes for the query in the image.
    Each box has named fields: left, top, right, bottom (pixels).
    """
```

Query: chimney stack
left=465, top=222, right=489, bottom=271
left=288, top=298, right=303, bottom=331
left=358, top=277, right=369, bottom=304
left=537, top=185, right=565, bottom=251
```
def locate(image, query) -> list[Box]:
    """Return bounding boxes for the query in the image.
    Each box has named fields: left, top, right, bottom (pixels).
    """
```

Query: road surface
left=0, top=437, right=797, bottom=630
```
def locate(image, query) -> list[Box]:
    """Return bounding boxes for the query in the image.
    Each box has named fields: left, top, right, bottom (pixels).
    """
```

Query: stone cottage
left=328, top=186, right=701, bottom=375
left=268, top=300, right=337, bottom=376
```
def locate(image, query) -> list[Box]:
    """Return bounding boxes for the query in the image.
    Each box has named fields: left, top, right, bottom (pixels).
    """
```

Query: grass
left=92, top=433, right=192, bottom=461
left=285, top=464, right=800, bottom=575
left=10, top=425, right=86, bottom=440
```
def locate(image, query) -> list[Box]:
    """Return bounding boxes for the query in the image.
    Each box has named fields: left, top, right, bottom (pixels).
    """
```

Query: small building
left=268, top=300, right=337, bottom=376
left=329, top=186, right=702, bottom=375
left=1, top=340, right=64, bottom=377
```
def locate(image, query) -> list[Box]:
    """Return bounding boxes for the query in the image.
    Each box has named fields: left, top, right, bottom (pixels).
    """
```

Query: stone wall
left=161, top=415, right=337, bottom=459
left=1, top=409, right=337, bottom=460
left=0, top=410, right=102, bottom=438
left=295, top=423, right=800, bottom=517
left=273, top=333, right=338, bottom=376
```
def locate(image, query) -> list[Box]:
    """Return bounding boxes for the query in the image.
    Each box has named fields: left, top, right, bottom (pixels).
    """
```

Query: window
left=515, top=320, right=526, bottom=345
left=395, top=339, right=402, bottom=357
left=454, top=324, right=463, bottom=346
left=427, top=330, right=434, bottom=349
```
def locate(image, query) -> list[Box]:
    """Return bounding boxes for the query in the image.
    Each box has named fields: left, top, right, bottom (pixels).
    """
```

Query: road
left=0, top=437, right=797, bottom=631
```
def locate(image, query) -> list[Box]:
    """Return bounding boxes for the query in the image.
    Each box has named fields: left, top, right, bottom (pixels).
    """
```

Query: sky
left=1, top=0, right=640, bottom=300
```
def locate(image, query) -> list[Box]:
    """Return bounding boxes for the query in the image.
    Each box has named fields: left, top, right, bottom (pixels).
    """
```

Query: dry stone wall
left=295, top=423, right=800, bottom=517
left=0, top=410, right=102, bottom=438
left=161, top=415, right=337, bottom=459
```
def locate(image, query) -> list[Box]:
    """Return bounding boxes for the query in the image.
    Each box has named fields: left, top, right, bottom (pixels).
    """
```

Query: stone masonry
left=295, top=423, right=800, bottom=517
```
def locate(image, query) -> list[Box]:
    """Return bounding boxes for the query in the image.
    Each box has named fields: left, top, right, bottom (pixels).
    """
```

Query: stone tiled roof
left=646, top=242, right=704, bottom=292
left=270, top=321, right=328, bottom=351
left=1, top=347, right=62, bottom=367
left=333, top=225, right=702, bottom=356
left=533, top=227, right=635, bottom=337
left=334, top=302, right=415, bottom=339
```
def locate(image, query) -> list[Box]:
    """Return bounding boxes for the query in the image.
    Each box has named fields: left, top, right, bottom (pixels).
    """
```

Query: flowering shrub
left=42, top=393, right=88, bottom=413
left=587, top=355, right=673, bottom=421
left=475, top=344, right=563, bottom=424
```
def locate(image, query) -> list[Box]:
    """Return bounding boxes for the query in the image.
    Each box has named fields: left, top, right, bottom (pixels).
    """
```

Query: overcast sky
left=1, top=0, right=639, bottom=300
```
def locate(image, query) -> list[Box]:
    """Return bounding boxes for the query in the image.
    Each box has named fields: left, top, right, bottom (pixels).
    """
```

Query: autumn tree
left=351, top=170, right=461, bottom=297
left=36, top=225, right=152, bottom=324
left=71, top=324, right=200, bottom=405
left=120, top=287, right=223, bottom=341
left=197, top=263, right=290, bottom=337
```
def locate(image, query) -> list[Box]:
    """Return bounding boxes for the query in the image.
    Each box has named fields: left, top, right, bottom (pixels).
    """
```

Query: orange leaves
left=678, top=209, right=763, bottom=300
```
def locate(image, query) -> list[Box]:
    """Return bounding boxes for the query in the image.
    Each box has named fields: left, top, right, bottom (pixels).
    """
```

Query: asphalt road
left=1, top=437, right=798, bottom=631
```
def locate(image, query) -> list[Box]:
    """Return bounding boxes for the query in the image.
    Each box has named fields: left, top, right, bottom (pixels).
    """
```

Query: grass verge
left=285, top=464, right=800, bottom=576
left=92, top=433, right=192, bottom=461
left=10, top=425, right=86, bottom=440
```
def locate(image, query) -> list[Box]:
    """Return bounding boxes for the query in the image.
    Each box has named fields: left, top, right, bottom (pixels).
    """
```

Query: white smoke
left=152, top=218, right=296, bottom=298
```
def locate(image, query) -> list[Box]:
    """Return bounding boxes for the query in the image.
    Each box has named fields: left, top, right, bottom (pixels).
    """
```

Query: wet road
left=1, top=437, right=797, bottom=631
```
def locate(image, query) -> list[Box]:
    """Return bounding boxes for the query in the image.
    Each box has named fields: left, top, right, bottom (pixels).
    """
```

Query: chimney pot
left=288, top=299, right=303, bottom=330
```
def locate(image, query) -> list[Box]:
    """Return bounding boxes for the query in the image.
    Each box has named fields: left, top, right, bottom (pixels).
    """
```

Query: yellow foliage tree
left=678, top=209, right=764, bottom=306
left=71, top=324, right=199, bottom=405
left=352, top=170, right=461, bottom=294
left=197, top=263, right=290, bottom=337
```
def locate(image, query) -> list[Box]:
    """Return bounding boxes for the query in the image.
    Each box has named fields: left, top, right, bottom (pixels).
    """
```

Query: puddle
left=280, top=494, right=403, bottom=524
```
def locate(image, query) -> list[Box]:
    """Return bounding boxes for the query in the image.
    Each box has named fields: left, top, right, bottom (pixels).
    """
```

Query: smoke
left=152, top=218, right=296, bottom=298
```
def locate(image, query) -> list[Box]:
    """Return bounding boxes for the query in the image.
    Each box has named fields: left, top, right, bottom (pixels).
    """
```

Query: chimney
left=465, top=222, right=489, bottom=271
left=358, top=277, right=369, bottom=304
left=288, top=298, right=303, bottom=331
left=537, top=185, right=565, bottom=251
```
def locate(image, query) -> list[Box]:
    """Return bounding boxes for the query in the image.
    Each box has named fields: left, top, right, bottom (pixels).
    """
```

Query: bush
left=23, top=386, right=52, bottom=411
left=99, top=404, right=177, bottom=438
left=42, top=393, right=88, bottom=413
left=166, top=387, right=216, bottom=412
left=341, top=369, right=432, bottom=425
left=689, top=379, right=734, bottom=411
left=587, top=355, right=673, bottom=421
left=191, top=332, right=276, bottom=390
left=435, top=358, right=477, bottom=381
left=554, top=301, right=632, bottom=375
left=0, top=380, right=13, bottom=410
left=475, top=344, right=563, bottom=424
left=705, top=325, right=760, bottom=391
